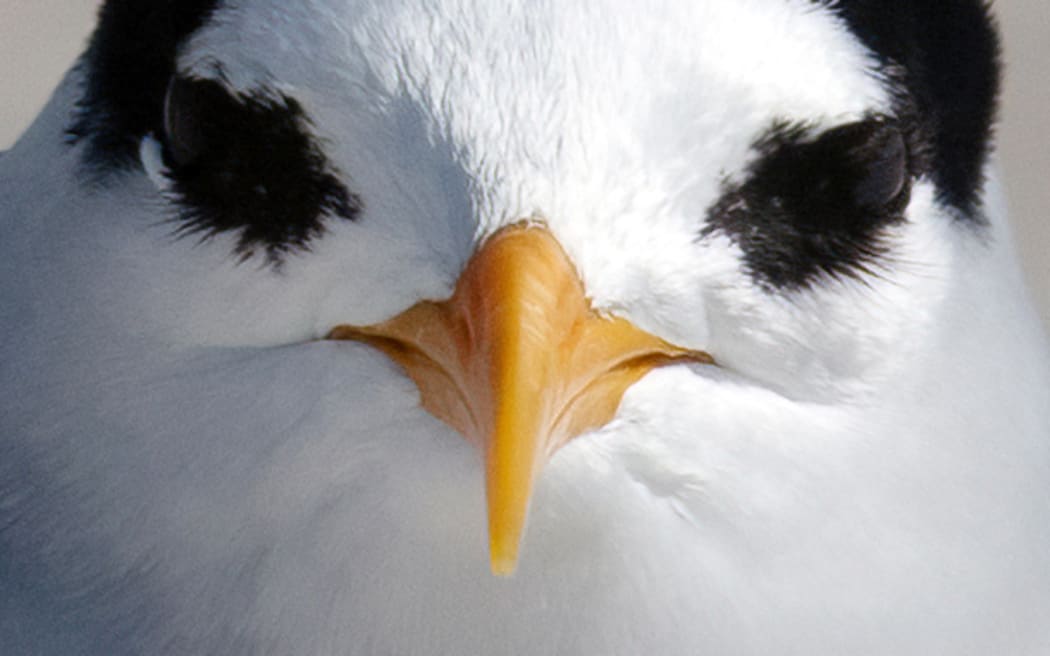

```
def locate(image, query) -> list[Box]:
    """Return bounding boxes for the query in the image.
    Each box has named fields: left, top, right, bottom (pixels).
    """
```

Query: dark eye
left=160, top=74, right=360, bottom=262
left=163, top=76, right=211, bottom=168
left=703, top=117, right=913, bottom=290
left=840, top=122, right=908, bottom=211
left=790, top=119, right=910, bottom=223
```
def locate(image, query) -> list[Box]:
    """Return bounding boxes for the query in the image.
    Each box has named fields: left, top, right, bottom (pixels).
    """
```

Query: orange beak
left=327, top=222, right=711, bottom=575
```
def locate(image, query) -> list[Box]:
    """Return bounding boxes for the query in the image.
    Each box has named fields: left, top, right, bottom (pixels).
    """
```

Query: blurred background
left=1, top=1, right=1047, bottom=325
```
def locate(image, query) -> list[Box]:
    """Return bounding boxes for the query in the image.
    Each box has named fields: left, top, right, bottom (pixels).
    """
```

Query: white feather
left=1, top=1, right=1047, bottom=654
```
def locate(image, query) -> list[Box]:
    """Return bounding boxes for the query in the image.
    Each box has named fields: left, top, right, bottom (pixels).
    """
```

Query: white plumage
left=2, top=1, right=1048, bottom=654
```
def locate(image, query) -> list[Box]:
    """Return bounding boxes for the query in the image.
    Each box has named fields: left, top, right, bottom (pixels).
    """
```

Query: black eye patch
left=160, top=75, right=360, bottom=262
left=819, top=0, right=999, bottom=217
left=702, top=117, right=917, bottom=290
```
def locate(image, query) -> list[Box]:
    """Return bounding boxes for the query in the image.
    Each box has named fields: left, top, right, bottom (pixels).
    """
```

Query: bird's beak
left=327, top=222, right=712, bottom=575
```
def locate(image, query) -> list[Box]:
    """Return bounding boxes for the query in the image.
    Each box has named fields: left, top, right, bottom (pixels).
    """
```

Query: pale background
left=1, top=1, right=1047, bottom=325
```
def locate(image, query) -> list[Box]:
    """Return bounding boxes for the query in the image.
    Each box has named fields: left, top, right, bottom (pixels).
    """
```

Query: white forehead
left=187, top=0, right=888, bottom=197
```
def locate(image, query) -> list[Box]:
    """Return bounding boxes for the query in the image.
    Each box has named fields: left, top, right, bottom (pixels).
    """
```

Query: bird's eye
left=162, top=76, right=211, bottom=168
left=747, top=118, right=912, bottom=232
left=703, top=117, right=914, bottom=290
left=158, top=74, right=360, bottom=262
left=802, top=119, right=910, bottom=219
left=842, top=122, right=909, bottom=211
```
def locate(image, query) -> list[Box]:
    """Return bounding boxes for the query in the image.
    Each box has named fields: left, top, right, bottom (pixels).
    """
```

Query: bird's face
left=115, top=0, right=955, bottom=563
left=7, top=0, right=1046, bottom=653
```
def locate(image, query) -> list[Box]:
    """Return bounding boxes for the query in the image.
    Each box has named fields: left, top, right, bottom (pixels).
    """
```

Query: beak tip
left=490, top=552, right=519, bottom=577
left=488, top=523, right=523, bottom=577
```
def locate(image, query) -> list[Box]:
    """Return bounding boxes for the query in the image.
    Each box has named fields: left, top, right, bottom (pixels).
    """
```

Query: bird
left=2, top=0, right=1048, bottom=654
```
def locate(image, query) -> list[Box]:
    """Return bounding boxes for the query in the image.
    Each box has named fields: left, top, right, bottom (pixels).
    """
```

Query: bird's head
left=7, top=0, right=1046, bottom=652
left=61, top=0, right=1003, bottom=566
